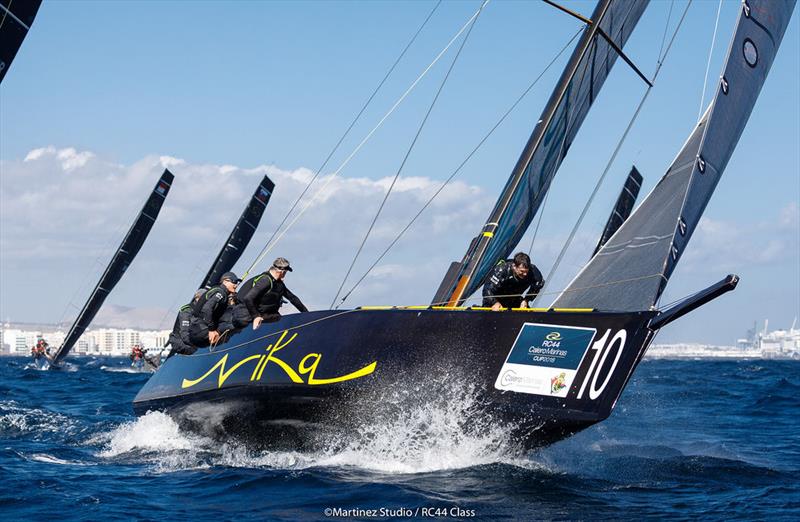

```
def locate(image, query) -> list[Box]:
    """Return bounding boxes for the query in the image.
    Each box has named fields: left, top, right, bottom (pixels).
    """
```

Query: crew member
left=32, top=339, right=48, bottom=358
left=482, top=252, right=544, bottom=310
left=129, top=344, right=145, bottom=362
left=166, top=289, right=204, bottom=358
left=239, top=257, right=308, bottom=329
left=188, top=272, right=240, bottom=347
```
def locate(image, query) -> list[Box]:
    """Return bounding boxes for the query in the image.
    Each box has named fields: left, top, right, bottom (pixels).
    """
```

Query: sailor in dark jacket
left=482, top=252, right=544, bottom=310
left=238, top=257, right=308, bottom=329
left=166, top=289, right=204, bottom=358
left=188, top=272, right=241, bottom=347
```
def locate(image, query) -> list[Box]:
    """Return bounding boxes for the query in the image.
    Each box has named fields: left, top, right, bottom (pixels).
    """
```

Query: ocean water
left=0, top=356, right=797, bottom=521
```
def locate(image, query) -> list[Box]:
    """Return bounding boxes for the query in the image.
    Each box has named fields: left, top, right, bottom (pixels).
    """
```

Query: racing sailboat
left=592, top=166, right=642, bottom=258
left=134, top=0, right=795, bottom=449
left=47, top=169, right=174, bottom=367
left=199, top=175, right=275, bottom=290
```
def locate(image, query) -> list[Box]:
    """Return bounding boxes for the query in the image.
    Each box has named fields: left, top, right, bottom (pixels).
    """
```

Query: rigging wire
left=244, top=1, right=490, bottom=278
left=543, top=0, right=693, bottom=300
left=657, top=0, right=676, bottom=65
left=335, top=26, right=584, bottom=304
left=698, top=0, right=724, bottom=122
left=244, top=1, right=442, bottom=281
left=331, top=0, right=487, bottom=308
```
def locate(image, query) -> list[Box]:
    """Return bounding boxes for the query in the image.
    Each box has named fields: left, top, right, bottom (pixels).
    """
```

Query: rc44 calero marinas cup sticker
left=495, top=323, right=597, bottom=397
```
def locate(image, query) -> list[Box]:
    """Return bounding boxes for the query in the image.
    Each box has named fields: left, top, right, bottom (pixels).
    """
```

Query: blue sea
left=1, top=356, right=798, bottom=521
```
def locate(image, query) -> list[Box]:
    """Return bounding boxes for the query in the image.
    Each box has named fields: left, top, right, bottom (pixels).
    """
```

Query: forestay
left=553, top=0, right=796, bottom=311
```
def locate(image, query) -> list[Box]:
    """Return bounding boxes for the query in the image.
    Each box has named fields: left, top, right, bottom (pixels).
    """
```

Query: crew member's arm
left=201, top=289, right=225, bottom=330
left=482, top=264, right=506, bottom=311
left=523, top=266, right=545, bottom=306
left=284, top=287, right=309, bottom=313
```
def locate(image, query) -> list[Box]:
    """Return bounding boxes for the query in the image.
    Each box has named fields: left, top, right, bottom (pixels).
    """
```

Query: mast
left=50, top=169, right=174, bottom=365
left=200, top=175, right=275, bottom=289
left=0, top=0, right=42, bottom=83
left=591, top=166, right=642, bottom=258
left=439, top=0, right=649, bottom=306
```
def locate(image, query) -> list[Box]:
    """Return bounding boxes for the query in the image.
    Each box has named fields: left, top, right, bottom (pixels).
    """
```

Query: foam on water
left=310, top=378, right=526, bottom=474
left=96, top=411, right=209, bottom=457
left=0, top=400, right=81, bottom=439
left=93, top=377, right=541, bottom=475
left=28, top=453, right=94, bottom=466
left=100, top=365, right=147, bottom=374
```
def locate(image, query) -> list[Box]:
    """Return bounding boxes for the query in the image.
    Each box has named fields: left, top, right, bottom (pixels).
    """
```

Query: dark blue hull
left=134, top=308, right=656, bottom=449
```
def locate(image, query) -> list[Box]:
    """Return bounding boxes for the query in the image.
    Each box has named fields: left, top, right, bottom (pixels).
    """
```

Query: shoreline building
left=0, top=322, right=170, bottom=356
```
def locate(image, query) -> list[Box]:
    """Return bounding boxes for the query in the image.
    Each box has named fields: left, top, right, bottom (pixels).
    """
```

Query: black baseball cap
left=272, top=257, right=293, bottom=272
left=220, top=272, right=241, bottom=284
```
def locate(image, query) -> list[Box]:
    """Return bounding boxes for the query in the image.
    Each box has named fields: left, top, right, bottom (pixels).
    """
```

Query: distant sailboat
left=200, top=175, right=275, bottom=290
left=592, top=166, right=643, bottom=258
left=134, top=0, right=795, bottom=449
left=147, top=175, right=275, bottom=369
left=48, top=169, right=174, bottom=366
left=0, top=0, right=42, bottom=83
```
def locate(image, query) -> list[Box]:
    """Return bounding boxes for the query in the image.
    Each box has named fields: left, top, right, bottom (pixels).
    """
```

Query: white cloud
left=23, top=146, right=95, bottom=171
left=1, top=147, right=492, bottom=326
left=24, top=146, right=55, bottom=162
left=680, top=206, right=799, bottom=272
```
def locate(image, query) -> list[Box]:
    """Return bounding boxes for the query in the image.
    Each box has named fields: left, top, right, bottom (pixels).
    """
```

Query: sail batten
left=439, top=0, right=650, bottom=305
left=50, top=169, right=175, bottom=365
left=554, top=0, right=796, bottom=311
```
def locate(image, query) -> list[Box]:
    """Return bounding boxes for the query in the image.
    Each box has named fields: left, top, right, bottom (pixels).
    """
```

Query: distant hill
left=4, top=304, right=172, bottom=331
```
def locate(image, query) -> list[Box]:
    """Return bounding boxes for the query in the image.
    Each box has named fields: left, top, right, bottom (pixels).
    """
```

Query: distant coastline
left=2, top=321, right=798, bottom=360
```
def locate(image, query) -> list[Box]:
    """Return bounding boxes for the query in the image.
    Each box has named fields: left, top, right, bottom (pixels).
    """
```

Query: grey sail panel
left=441, top=0, right=649, bottom=304
left=200, top=175, right=275, bottom=289
left=554, top=0, right=796, bottom=311
left=591, top=166, right=643, bottom=257
left=0, top=0, right=42, bottom=83
left=51, top=170, right=174, bottom=364
left=555, top=116, right=707, bottom=310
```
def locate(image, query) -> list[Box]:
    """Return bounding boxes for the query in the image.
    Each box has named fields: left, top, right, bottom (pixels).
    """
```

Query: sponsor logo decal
left=494, top=323, right=596, bottom=397
left=545, top=332, right=562, bottom=341
left=550, top=372, right=567, bottom=394
left=255, top=187, right=271, bottom=203
left=181, top=330, right=377, bottom=389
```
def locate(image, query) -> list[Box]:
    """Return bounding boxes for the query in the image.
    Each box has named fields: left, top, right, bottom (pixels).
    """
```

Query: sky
left=0, top=0, right=798, bottom=344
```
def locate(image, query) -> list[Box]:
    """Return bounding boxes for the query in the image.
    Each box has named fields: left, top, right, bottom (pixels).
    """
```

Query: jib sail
left=554, top=0, right=796, bottom=311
